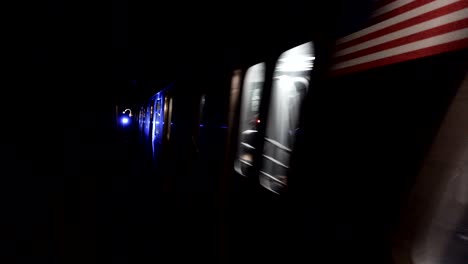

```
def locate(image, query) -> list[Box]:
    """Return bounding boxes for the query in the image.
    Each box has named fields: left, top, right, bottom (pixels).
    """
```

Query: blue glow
left=199, top=124, right=204, bottom=127
left=121, top=117, right=129, bottom=125
left=156, top=121, right=160, bottom=124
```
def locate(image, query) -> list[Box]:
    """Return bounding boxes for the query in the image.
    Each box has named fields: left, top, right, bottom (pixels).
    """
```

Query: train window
left=154, top=98, right=162, bottom=136
left=199, top=94, right=206, bottom=127
left=156, top=99, right=161, bottom=112
left=260, top=42, right=314, bottom=194
left=150, top=105, right=154, bottom=120
left=145, top=104, right=152, bottom=132
left=167, top=97, right=173, bottom=140
left=234, top=62, right=265, bottom=176
left=139, top=106, right=145, bottom=129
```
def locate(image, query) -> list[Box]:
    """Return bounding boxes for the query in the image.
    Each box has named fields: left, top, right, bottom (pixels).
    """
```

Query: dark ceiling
left=112, top=0, right=374, bottom=89
left=15, top=0, right=374, bottom=107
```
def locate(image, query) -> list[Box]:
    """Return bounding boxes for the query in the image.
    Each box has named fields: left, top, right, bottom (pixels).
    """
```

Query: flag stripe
left=336, top=1, right=467, bottom=51
left=370, top=0, right=435, bottom=25
left=330, top=38, right=468, bottom=76
left=332, top=28, right=468, bottom=70
left=374, top=0, right=401, bottom=10
left=334, top=18, right=468, bottom=63
left=331, top=0, right=468, bottom=76
left=373, top=0, right=417, bottom=17
left=337, top=0, right=460, bottom=44
left=335, top=9, right=468, bottom=57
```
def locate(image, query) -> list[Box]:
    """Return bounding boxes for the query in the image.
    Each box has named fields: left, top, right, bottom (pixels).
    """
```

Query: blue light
left=121, top=117, right=129, bottom=125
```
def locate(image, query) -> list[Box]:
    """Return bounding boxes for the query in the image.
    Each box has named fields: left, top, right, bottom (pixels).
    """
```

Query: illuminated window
left=260, top=42, right=314, bottom=194
left=139, top=107, right=145, bottom=129
left=153, top=91, right=167, bottom=145
left=234, top=63, right=265, bottom=176
left=199, top=94, right=206, bottom=127
left=156, top=99, right=161, bottom=112
left=144, top=103, right=153, bottom=136
left=154, top=97, right=163, bottom=136
left=166, top=97, right=173, bottom=140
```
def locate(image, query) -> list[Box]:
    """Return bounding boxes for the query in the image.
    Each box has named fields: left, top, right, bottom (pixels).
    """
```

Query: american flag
left=330, top=0, right=468, bottom=76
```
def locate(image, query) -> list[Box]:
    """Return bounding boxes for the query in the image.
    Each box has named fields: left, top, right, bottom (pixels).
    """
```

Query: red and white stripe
left=330, top=0, right=468, bottom=76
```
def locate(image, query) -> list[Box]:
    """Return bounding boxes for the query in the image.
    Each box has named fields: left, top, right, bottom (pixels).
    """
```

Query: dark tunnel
left=3, top=0, right=468, bottom=263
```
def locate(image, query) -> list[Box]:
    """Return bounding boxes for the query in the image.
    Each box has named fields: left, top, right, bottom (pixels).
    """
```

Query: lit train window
left=166, top=96, right=173, bottom=140
left=234, top=62, right=265, bottom=176
left=199, top=94, right=206, bottom=127
left=259, top=42, right=314, bottom=194
left=154, top=97, right=162, bottom=136
left=139, top=107, right=145, bottom=129
left=152, top=92, right=166, bottom=157
left=156, top=99, right=161, bottom=111
left=144, top=104, right=153, bottom=135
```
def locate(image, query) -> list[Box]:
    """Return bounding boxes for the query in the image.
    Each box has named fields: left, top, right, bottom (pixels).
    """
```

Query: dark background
left=4, top=0, right=467, bottom=263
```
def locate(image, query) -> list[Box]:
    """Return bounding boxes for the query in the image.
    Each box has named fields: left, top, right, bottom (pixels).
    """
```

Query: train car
left=225, top=1, right=467, bottom=264
left=131, top=1, right=467, bottom=263
left=149, top=84, right=174, bottom=160
left=135, top=83, right=173, bottom=158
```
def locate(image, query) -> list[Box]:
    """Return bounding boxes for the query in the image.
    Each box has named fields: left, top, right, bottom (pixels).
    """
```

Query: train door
left=234, top=62, right=266, bottom=177
left=245, top=42, right=315, bottom=264
left=259, top=41, right=314, bottom=194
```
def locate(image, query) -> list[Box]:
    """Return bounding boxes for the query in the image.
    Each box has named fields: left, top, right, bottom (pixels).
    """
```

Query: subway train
left=5, top=0, right=466, bottom=263
left=127, top=1, right=468, bottom=264
left=137, top=83, right=174, bottom=159
left=136, top=42, right=314, bottom=194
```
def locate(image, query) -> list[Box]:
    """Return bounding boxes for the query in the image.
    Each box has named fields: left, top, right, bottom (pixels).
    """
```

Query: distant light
left=155, top=121, right=160, bottom=124
left=121, top=117, right=129, bottom=125
left=257, top=119, right=261, bottom=123
left=199, top=124, right=204, bottom=127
